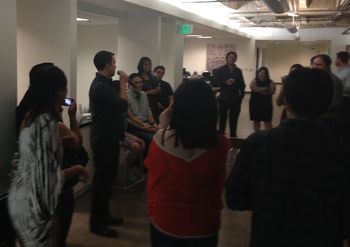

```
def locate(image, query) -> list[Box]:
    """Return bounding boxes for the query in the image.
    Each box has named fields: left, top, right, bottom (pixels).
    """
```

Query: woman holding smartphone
left=145, top=79, right=229, bottom=247
left=8, top=65, right=88, bottom=247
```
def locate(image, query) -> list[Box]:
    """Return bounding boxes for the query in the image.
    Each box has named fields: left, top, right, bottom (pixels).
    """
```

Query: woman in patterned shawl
left=8, top=65, right=88, bottom=247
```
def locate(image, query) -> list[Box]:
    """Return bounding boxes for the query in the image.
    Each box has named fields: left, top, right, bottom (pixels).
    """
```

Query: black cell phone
left=63, top=97, right=74, bottom=106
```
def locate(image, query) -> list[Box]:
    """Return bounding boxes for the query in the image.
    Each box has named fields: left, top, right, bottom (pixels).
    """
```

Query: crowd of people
left=7, top=49, right=350, bottom=247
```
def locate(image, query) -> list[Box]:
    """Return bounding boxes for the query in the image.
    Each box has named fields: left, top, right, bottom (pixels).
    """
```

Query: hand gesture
left=68, top=100, right=77, bottom=119
left=226, top=78, right=235, bottom=85
left=118, top=70, right=129, bottom=86
left=78, top=165, right=90, bottom=184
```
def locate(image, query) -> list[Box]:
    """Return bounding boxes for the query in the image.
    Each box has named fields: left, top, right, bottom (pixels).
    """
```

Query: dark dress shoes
left=90, top=225, right=118, bottom=238
left=108, top=215, right=124, bottom=226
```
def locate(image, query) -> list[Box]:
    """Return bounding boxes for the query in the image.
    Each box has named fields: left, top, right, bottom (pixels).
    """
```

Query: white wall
left=235, top=36, right=256, bottom=85
left=17, top=0, right=77, bottom=102
left=183, top=36, right=256, bottom=85
left=77, top=24, right=118, bottom=110
left=117, top=14, right=161, bottom=75
left=259, top=41, right=328, bottom=82
left=0, top=0, right=17, bottom=175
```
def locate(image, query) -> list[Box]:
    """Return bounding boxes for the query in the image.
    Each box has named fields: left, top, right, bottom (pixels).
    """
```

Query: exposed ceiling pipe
left=328, top=0, right=350, bottom=27
left=261, top=0, right=290, bottom=14
left=228, top=9, right=350, bottom=17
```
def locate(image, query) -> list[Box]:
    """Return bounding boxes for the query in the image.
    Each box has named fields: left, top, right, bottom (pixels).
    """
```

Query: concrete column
left=117, top=14, right=161, bottom=75
left=17, top=0, right=77, bottom=101
left=160, top=19, right=184, bottom=89
left=0, top=0, right=17, bottom=175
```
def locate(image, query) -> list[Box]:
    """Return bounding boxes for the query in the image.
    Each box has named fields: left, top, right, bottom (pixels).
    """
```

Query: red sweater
left=145, top=133, right=229, bottom=237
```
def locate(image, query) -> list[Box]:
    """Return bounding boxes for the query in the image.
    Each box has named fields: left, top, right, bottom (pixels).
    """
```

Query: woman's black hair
left=16, top=65, right=67, bottom=135
left=255, top=66, right=271, bottom=81
left=137, top=56, right=152, bottom=75
left=170, top=79, right=218, bottom=149
left=16, top=63, right=54, bottom=136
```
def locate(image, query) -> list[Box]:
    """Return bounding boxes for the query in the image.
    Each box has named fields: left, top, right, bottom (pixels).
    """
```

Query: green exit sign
left=177, top=24, right=193, bottom=35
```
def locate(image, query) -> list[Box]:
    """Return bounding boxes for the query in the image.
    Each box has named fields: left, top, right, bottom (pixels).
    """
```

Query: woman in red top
left=145, top=79, right=229, bottom=247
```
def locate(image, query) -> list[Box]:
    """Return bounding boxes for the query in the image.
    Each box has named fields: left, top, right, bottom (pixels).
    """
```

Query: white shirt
left=336, top=66, right=350, bottom=96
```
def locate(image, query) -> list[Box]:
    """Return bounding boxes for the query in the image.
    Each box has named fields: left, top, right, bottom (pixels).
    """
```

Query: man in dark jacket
left=214, top=51, right=245, bottom=137
left=225, top=68, right=350, bottom=247
left=89, top=50, right=128, bottom=237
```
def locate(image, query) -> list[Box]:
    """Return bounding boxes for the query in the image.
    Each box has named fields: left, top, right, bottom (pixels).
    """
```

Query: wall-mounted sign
left=177, top=24, right=193, bottom=35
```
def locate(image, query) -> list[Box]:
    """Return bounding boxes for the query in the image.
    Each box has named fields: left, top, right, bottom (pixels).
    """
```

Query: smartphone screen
left=63, top=98, right=74, bottom=106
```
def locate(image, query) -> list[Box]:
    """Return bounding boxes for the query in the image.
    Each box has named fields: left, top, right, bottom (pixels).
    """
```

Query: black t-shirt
left=89, top=73, right=128, bottom=146
left=159, top=80, right=174, bottom=108
left=225, top=119, right=350, bottom=246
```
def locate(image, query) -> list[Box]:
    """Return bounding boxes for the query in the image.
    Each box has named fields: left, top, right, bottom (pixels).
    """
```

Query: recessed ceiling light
left=198, top=36, right=213, bottom=39
left=76, top=17, right=89, bottom=22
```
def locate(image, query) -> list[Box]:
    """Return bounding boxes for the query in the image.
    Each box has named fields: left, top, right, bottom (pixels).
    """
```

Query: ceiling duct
left=286, top=24, right=298, bottom=33
left=221, top=0, right=252, bottom=10
left=261, top=0, right=290, bottom=14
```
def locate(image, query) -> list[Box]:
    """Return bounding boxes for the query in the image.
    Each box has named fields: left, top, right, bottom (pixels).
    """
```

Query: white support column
left=0, top=0, right=17, bottom=174
left=160, top=19, right=185, bottom=89
left=117, top=14, right=161, bottom=75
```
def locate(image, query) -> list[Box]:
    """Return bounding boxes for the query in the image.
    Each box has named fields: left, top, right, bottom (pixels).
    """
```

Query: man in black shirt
left=225, top=68, right=350, bottom=247
left=214, top=51, right=245, bottom=137
left=153, top=65, right=174, bottom=111
left=89, top=50, right=128, bottom=237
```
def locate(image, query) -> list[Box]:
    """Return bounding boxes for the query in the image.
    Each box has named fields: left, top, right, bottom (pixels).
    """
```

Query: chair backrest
left=225, top=137, right=246, bottom=175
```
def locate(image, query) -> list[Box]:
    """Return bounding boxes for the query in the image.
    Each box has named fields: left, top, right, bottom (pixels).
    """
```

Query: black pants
left=150, top=224, right=218, bottom=247
left=90, top=142, right=119, bottom=226
left=219, top=99, right=242, bottom=137
left=342, top=96, right=350, bottom=145
left=56, top=189, right=74, bottom=247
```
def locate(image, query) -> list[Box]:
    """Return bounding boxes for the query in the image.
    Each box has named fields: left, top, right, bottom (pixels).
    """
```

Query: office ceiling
left=188, top=0, right=350, bottom=29
left=77, top=0, right=350, bottom=39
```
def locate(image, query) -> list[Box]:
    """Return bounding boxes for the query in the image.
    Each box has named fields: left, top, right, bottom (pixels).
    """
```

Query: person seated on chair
left=127, top=73, right=158, bottom=152
left=119, top=132, right=145, bottom=183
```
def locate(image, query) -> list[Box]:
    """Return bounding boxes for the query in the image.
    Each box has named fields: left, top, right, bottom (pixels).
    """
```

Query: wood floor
left=67, top=92, right=283, bottom=247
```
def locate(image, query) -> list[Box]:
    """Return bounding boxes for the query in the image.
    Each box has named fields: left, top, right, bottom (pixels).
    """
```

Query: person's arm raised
left=118, top=70, right=128, bottom=101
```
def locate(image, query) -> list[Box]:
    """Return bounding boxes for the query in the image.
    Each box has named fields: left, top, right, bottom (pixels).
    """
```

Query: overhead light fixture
left=76, top=17, right=89, bottom=22
left=180, top=0, right=215, bottom=2
left=198, top=36, right=213, bottom=39
left=186, top=34, right=202, bottom=37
